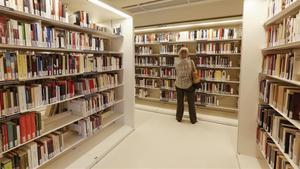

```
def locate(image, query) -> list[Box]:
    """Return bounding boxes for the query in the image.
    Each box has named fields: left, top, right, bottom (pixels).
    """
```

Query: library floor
left=92, top=110, right=262, bottom=169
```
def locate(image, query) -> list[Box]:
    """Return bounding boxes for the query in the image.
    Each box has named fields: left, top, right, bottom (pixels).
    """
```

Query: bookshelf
left=0, top=0, right=134, bottom=169
left=134, top=19, right=242, bottom=114
left=256, top=0, right=300, bottom=168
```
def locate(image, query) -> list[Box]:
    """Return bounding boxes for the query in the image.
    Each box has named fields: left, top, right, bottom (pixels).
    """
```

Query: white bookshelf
left=0, top=0, right=134, bottom=168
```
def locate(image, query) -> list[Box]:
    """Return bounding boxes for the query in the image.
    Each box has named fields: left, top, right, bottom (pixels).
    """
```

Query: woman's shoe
left=191, top=121, right=198, bottom=124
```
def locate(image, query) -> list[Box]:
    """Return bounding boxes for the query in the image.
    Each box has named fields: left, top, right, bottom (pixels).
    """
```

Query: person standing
left=175, top=47, right=197, bottom=124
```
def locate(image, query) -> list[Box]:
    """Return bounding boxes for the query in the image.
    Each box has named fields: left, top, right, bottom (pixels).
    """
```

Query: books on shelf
left=196, top=94, right=219, bottom=106
left=266, top=10, right=300, bottom=47
left=197, top=55, right=233, bottom=67
left=160, top=56, right=174, bottom=66
left=136, top=88, right=149, bottom=98
left=0, top=112, right=42, bottom=152
left=135, top=56, right=159, bottom=66
left=196, top=82, right=235, bottom=95
left=262, top=50, right=300, bottom=81
left=161, top=79, right=175, bottom=90
left=0, top=0, right=68, bottom=22
left=161, top=67, right=175, bottom=78
left=136, top=46, right=153, bottom=55
left=136, top=78, right=158, bottom=88
left=197, top=69, right=231, bottom=81
left=267, top=0, right=298, bottom=19
left=257, top=128, right=294, bottom=169
left=259, top=80, right=300, bottom=120
left=69, top=11, right=90, bottom=28
left=197, top=42, right=240, bottom=54
left=135, top=68, right=159, bottom=77
left=160, top=44, right=184, bottom=54
left=135, top=33, right=158, bottom=44
left=160, top=90, right=176, bottom=101
left=196, top=28, right=240, bottom=40
left=69, top=114, right=101, bottom=138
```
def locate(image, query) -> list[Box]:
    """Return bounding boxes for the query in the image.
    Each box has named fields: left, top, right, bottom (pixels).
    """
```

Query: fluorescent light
left=135, top=19, right=242, bottom=33
left=88, top=0, right=131, bottom=18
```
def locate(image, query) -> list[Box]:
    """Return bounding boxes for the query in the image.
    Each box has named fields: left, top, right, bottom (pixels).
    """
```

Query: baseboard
left=135, top=104, right=238, bottom=127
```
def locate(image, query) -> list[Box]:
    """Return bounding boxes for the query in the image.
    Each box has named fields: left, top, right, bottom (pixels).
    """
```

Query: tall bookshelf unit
left=256, top=1, right=300, bottom=168
left=0, top=0, right=134, bottom=169
left=134, top=18, right=242, bottom=115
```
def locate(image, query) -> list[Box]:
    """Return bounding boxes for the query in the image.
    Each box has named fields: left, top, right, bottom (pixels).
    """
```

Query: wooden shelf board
left=262, top=41, right=300, bottom=51
left=135, top=75, right=160, bottom=79
left=257, top=145, right=273, bottom=169
left=196, top=91, right=239, bottom=98
left=135, top=86, right=160, bottom=90
left=201, top=79, right=240, bottom=84
left=261, top=73, right=300, bottom=87
left=197, top=66, right=241, bottom=70
left=135, top=65, right=160, bottom=68
left=102, top=113, right=125, bottom=129
left=264, top=1, right=300, bottom=27
left=135, top=54, right=160, bottom=56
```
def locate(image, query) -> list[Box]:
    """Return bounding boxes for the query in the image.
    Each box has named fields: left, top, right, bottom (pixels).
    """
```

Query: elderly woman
left=175, top=47, right=197, bottom=124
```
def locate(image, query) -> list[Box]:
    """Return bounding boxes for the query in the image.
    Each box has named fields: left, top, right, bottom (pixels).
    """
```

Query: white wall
left=133, top=0, right=243, bottom=27
left=237, top=0, right=267, bottom=156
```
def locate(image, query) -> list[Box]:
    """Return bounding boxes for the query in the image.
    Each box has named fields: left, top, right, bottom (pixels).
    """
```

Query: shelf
left=135, top=42, right=160, bottom=46
left=160, top=88, right=176, bottom=91
left=102, top=112, right=125, bottom=129
left=261, top=127, right=299, bottom=169
left=0, top=6, right=121, bottom=39
left=196, top=53, right=241, bottom=56
left=197, top=66, right=240, bottom=70
left=135, top=75, right=161, bottom=79
left=0, top=44, right=122, bottom=54
left=139, top=38, right=242, bottom=45
left=268, top=104, right=300, bottom=130
left=160, top=65, right=175, bottom=68
left=135, top=86, right=160, bottom=90
left=135, top=96, right=161, bottom=102
left=261, top=73, right=300, bottom=87
left=257, top=145, right=273, bottom=169
left=0, top=112, right=83, bottom=155
left=161, top=76, right=176, bottom=80
left=135, top=54, right=160, bottom=57
left=135, top=65, right=160, bottom=68
left=196, top=91, right=239, bottom=98
left=262, top=41, right=300, bottom=51
left=264, top=1, right=300, bottom=27
left=196, top=103, right=239, bottom=112
left=201, top=79, right=240, bottom=84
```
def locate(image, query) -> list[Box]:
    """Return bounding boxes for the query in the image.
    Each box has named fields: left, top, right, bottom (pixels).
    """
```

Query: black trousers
left=176, top=86, right=197, bottom=123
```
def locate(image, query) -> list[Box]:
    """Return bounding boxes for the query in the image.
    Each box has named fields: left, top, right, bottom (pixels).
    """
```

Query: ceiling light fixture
left=135, top=19, right=242, bottom=33
left=88, top=0, right=132, bottom=18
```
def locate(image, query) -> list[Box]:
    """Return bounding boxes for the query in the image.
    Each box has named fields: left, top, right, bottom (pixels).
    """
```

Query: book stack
left=259, top=80, right=300, bottom=121
left=257, top=105, right=300, bottom=167
left=69, top=115, right=102, bottom=138
left=195, top=94, right=219, bottom=106
left=136, top=89, right=149, bottom=98
left=266, top=11, right=300, bottom=47
left=161, top=67, right=176, bottom=78
left=135, top=56, right=159, bottom=66
left=0, top=0, right=68, bottom=22
left=160, top=57, right=174, bottom=66
left=197, top=55, right=233, bottom=67
left=161, top=79, right=175, bottom=90
left=196, top=28, right=239, bottom=40
left=257, top=128, right=293, bottom=169
left=136, top=79, right=158, bottom=88
left=136, top=68, right=159, bottom=77
left=262, top=52, right=300, bottom=81
left=197, top=42, right=240, bottom=54
left=160, top=90, right=176, bottom=101
left=136, top=46, right=153, bottom=55
left=196, top=82, right=234, bottom=95
left=175, top=31, right=196, bottom=42
left=160, top=44, right=184, bottom=54
left=267, top=0, right=297, bottom=18
left=135, top=33, right=158, bottom=44
left=97, top=73, right=119, bottom=89
left=75, top=78, right=98, bottom=95
left=96, top=55, right=122, bottom=71
left=69, top=11, right=90, bottom=28
left=0, top=112, right=41, bottom=152
left=0, top=130, right=64, bottom=169
left=197, top=70, right=231, bottom=81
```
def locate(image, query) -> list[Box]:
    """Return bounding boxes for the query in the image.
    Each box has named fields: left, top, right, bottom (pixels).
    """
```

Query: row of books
left=136, top=89, right=149, bottom=98
left=257, top=105, right=300, bottom=167
left=197, top=42, right=240, bottom=54
left=160, top=57, right=174, bottom=66
left=266, top=11, right=300, bottom=47
left=0, top=17, right=106, bottom=50
left=134, top=27, right=240, bottom=44
left=196, top=82, right=235, bottom=95
left=0, top=52, right=122, bottom=81
left=69, top=91, right=116, bottom=118
left=160, top=90, right=176, bottom=101
left=262, top=52, right=299, bottom=81
left=161, top=68, right=176, bottom=78
left=196, top=56, right=234, bottom=68
left=195, top=94, right=219, bottom=106
left=135, top=46, right=153, bottom=55
left=267, top=0, right=297, bottom=18
left=136, top=79, right=158, bottom=88
left=135, top=56, right=158, bottom=66
left=257, top=128, right=294, bottom=169
left=259, top=79, right=300, bottom=120
left=162, top=79, right=175, bottom=89
left=0, top=0, right=68, bottom=22
left=160, top=44, right=184, bottom=55
left=0, top=112, right=41, bottom=152
left=69, top=114, right=102, bottom=138
left=135, top=68, right=159, bottom=77
left=0, top=129, right=64, bottom=169
left=197, top=70, right=231, bottom=81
